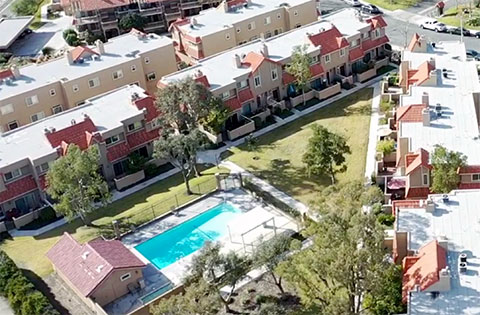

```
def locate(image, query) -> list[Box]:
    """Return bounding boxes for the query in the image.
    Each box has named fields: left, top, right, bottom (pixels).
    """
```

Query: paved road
left=0, top=0, right=14, bottom=17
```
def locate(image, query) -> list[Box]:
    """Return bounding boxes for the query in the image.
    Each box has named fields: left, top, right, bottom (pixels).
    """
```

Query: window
left=73, top=84, right=79, bottom=92
left=311, top=55, right=319, bottom=64
left=105, top=134, right=120, bottom=146
left=127, top=121, right=143, bottom=132
left=52, top=105, right=63, bottom=114
left=340, top=48, right=345, bottom=57
left=274, top=29, right=282, bottom=36
left=151, top=118, right=160, bottom=129
left=4, top=168, right=22, bottom=182
left=294, top=10, right=298, bottom=16
left=8, top=121, right=18, bottom=130
left=265, top=31, right=272, bottom=39
left=248, top=22, right=255, bottom=31
left=271, top=68, right=278, bottom=81
left=239, top=40, right=247, bottom=45
left=350, top=39, right=359, bottom=47
left=254, top=75, right=261, bottom=87
left=362, top=32, right=369, bottom=39
left=422, top=173, right=429, bottom=185
left=295, top=23, right=301, bottom=28
left=264, top=16, right=271, bottom=25
left=25, top=95, right=39, bottom=106
left=131, top=65, right=137, bottom=72
left=375, top=29, right=380, bottom=37
left=236, top=27, right=241, bottom=33
left=31, top=111, right=45, bottom=122
left=325, top=54, right=331, bottom=63
left=49, top=89, right=56, bottom=97
left=277, top=13, right=281, bottom=19
left=36, top=162, right=49, bottom=174
left=146, top=72, right=156, bottom=81
left=0, top=104, right=14, bottom=116
left=221, top=90, right=231, bottom=100
left=473, top=174, right=480, bottom=181
left=250, top=35, right=259, bottom=41
left=144, top=57, right=150, bottom=64
left=112, top=69, right=124, bottom=80
left=120, top=273, right=131, bottom=282
left=88, top=77, right=100, bottom=88
left=225, top=33, right=231, bottom=40
left=237, top=80, right=248, bottom=89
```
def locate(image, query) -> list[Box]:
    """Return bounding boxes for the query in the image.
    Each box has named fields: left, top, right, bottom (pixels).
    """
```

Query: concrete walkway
left=364, top=83, right=381, bottom=183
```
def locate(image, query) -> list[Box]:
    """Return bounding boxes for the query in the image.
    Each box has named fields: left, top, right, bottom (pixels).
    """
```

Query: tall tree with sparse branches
left=286, top=44, right=312, bottom=106
left=46, top=144, right=110, bottom=225
left=431, top=145, right=467, bottom=193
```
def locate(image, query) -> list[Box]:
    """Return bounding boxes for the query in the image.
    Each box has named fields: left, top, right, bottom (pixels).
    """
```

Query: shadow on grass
left=22, top=269, right=69, bottom=315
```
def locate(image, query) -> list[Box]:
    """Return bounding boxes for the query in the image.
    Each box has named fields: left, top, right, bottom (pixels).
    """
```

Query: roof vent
left=131, top=92, right=140, bottom=101
left=44, top=128, right=50, bottom=134
left=71, top=119, right=76, bottom=125
left=194, top=69, right=203, bottom=78
left=96, top=265, right=104, bottom=273
left=81, top=251, right=90, bottom=260
left=93, top=55, right=101, bottom=61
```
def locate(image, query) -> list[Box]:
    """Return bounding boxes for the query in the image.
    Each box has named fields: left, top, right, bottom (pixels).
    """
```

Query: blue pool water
left=135, top=203, right=242, bottom=269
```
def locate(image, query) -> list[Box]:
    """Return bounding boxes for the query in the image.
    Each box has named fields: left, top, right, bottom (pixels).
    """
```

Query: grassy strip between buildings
left=0, top=166, right=228, bottom=278
left=225, top=88, right=373, bottom=206
left=363, top=0, right=420, bottom=11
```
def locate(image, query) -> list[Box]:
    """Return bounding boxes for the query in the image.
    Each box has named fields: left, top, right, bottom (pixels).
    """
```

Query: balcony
left=164, top=10, right=182, bottom=21
left=75, top=15, right=99, bottom=25
left=226, top=116, right=255, bottom=140
left=139, top=5, right=163, bottom=15
left=180, top=0, right=202, bottom=10
left=144, top=21, right=165, bottom=31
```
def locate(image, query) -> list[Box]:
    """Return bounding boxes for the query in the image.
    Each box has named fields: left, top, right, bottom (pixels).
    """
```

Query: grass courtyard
left=225, top=88, right=373, bottom=206
left=438, top=6, right=480, bottom=30
left=363, top=0, right=420, bottom=11
left=0, top=166, right=228, bottom=278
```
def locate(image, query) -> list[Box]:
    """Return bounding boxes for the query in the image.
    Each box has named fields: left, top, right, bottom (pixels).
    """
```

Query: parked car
left=344, top=0, right=362, bottom=7
left=466, top=49, right=480, bottom=61
left=448, top=27, right=470, bottom=36
left=420, top=20, right=447, bottom=32
left=473, top=31, right=480, bottom=38
left=360, top=4, right=383, bottom=14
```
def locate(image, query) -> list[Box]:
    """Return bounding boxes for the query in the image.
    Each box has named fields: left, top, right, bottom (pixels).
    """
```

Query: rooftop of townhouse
left=397, top=190, right=480, bottom=314
left=398, top=41, right=480, bottom=165
left=323, top=8, right=378, bottom=38
left=0, top=31, right=173, bottom=100
left=174, top=0, right=313, bottom=38
left=0, top=16, right=34, bottom=49
left=0, top=84, right=147, bottom=169
left=67, top=0, right=162, bottom=11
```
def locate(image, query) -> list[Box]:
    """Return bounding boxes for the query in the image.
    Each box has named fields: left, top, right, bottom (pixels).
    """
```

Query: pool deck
left=106, top=189, right=298, bottom=315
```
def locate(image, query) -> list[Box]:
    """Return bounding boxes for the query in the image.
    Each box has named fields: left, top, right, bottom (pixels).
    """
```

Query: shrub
left=41, top=46, right=54, bottom=56
left=376, top=139, right=395, bottom=156
left=12, top=0, right=39, bottom=15
left=378, top=117, right=388, bottom=125
left=379, top=99, right=393, bottom=114
left=0, top=53, right=12, bottom=65
left=63, top=29, right=81, bottom=46
left=377, top=213, right=395, bottom=226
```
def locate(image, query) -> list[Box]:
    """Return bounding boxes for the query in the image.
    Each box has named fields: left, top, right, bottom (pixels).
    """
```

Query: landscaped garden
left=363, top=0, right=420, bottom=11
left=0, top=166, right=228, bottom=278
left=224, top=88, right=373, bottom=206
left=438, top=6, right=480, bottom=30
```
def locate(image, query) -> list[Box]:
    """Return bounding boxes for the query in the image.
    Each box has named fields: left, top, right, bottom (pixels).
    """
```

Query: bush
left=63, top=29, right=81, bottom=46
left=0, top=251, right=58, bottom=315
left=377, top=213, right=395, bottom=226
left=0, top=53, right=12, bottom=65
left=379, top=117, right=388, bottom=125
left=12, top=0, right=40, bottom=15
left=41, top=46, right=54, bottom=56
left=376, top=139, right=395, bottom=156
left=379, top=99, right=393, bottom=114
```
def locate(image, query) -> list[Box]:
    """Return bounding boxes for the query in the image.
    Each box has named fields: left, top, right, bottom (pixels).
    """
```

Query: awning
left=387, top=178, right=406, bottom=190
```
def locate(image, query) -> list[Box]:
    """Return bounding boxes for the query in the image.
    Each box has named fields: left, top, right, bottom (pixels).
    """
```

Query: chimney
left=96, top=39, right=105, bottom=54
left=65, top=50, right=74, bottom=65
left=422, top=108, right=430, bottom=126
left=233, top=54, right=241, bottom=68
left=220, top=0, right=229, bottom=13
left=422, top=92, right=429, bottom=106
left=260, top=41, right=268, bottom=57
left=194, top=69, right=203, bottom=78
left=429, top=57, right=436, bottom=69
left=10, top=65, right=20, bottom=79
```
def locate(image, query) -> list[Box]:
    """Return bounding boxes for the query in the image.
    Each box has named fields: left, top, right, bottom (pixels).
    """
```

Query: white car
left=420, top=20, right=447, bottom=32
left=344, top=0, right=361, bottom=7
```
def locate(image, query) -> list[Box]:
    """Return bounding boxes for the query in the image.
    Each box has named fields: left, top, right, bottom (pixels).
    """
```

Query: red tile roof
left=127, top=129, right=159, bottom=149
left=38, top=175, right=48, bottom=191
left=282, top=72, right=295, bottom=85
left=46, top=117, right=97, bottom=150
left=458, top=182, right=480, bottom=189
left=194, top=74, right=210, bottom=88
left=47, top=233, right=145, bottom=297
left=0, top=69, right=13, bottom=80
left=133, top=96, right=159, bottom=122
left=0, top=176, right=38, bottom=203
left=408, top=33, right=421, bottom=52
left=366, top=16, right=388, bottom=29
left=392, top=200, right=424, bottom=216
left=227, top=0, right=247, bottom=8
left=225, top=97, right=242, bottom=111
left=408, top=61, right=435, bottom=86
left=238, top=88, right=254, bottom=103
left=106, top=141, right=130, bottom=162
left=71, top=46, right=99, bottom=62
left=397, top=104, right=426, bottom=123
left=458, top=165, right=480, bottom=174
left=71, top=0, right=159, bottom=11
left=242, top=52, right=280, bottom=74
left=406, top=187, right=431, bottom=199
left=361, top=35, right=389, bottom=52
left=308, top=26, right=349, bottom=54
left=402, top=240, right=447, bottom=302
left=405, top=148, right=431, bottom=175
left=310, top=63, right=325, bottom=78
left=349, top=47, right=364, bottom=62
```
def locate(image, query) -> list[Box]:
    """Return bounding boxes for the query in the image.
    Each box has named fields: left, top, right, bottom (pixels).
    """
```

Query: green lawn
left=29, top=0, right=50, bottom=30
left=225, top=88, right=373, bottom=206
left=438, top=6, right=480, bottom=30
left=0, top=166, right=228, bottom=278
left=363, top=0, right=420, bottom=11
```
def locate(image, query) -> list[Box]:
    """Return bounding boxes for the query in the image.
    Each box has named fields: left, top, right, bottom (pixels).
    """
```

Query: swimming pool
left=135, top=202, right=242, bottom=269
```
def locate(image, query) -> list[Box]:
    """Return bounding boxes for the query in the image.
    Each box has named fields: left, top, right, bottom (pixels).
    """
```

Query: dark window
left=113, top=160, right=129, bottom=177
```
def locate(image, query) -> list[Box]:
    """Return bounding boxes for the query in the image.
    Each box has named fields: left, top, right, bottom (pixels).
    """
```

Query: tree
left=376, top=139, right=395, bottom=155
left=255, top=302, right=289, bottom=315
left=286, top=45, right=312, bottom=106
left=363, top=264, right=406, bottom=315
left=12, top=0, right=37, bottom=15
left=46, top=144, right=110, bottom=225
left=63, top=29, right=81, bottom=46
left=276, top=181, right=388, bottom=314
left=118, top=13, right=147, bottom=32
left=151, top=279, right=220, bottom=315
left=199, top=97, right=231, bottom=134
left=302, top=124, right=351, bottom=184
left=188, top=242, right=250, bottom=313
left=153, top=129, right=206, bottom=194
left=252, top=234, right=292, bottom=295
left=431, top=145, right=467, bottom=193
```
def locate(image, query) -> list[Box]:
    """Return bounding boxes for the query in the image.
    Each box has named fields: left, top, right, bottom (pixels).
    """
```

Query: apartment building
left=381, top=34, right=480, bottom=199
left=159, top=9, right=389, bottom=140
left=0, top=30, right=176, bottom=132
left=62, top=0, right=221, bottom=38
left=0, top=84, right=161, bottom=222
left=169, top=0, right=319, bottom=63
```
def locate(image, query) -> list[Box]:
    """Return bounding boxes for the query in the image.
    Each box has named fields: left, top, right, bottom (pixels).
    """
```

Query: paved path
left=364, top=83, right=381, bottom=183
left=0, top=297, right=13, bottom=315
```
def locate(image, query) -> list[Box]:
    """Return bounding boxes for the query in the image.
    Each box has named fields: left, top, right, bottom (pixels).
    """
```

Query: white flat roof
left=0, top=85, right=146, bottom=168
left=178, top=0, right=312, bottom=37
left=163, top=9, right=368, bottom=90
left=0, top=16, right=33, bottom=49
left=399, top=41, right=480, bottom=165
left=323, top=8, right=370, bottom=37
left=397, top=190, right=480, bottom=314
left=0, top=32, right=173, bottom=100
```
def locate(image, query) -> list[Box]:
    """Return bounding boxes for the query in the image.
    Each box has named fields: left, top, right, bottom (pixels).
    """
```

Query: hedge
left=0, top=251, right=58, bottom=315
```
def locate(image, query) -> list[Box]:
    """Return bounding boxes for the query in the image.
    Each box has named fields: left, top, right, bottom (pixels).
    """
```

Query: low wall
left=127, top=285, right=185, bottom=315
left=227, top=120, right=255, bottom=140
left=315, top=83, right=341, bottom=101
left=290, top=90, right=315, bottom=107
left=357, top=68, right=377, bottom=82
left=13, top=207, right=49, bottom=230
left=114, top=170, right=145, bottom=191
left=251, top=108, right=271, bottom=123
left=375, top=57, right=389, bottom=69
left=198, top=125, right=223, bottom=144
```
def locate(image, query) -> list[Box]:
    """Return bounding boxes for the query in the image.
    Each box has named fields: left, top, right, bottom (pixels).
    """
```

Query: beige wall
left=91, top=268, right=144, bottom=306
left=233, top=8, right=286, bottom=44
left=408, top=166, right=429, bottom=188
left=202, top=29, right=236, bottom=57
left=285, top=1, right=317, bottom=30
left=249, top=60, right=282, bottom=104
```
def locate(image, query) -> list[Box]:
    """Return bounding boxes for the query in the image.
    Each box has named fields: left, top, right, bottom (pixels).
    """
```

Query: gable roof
left=71, top=46, right=100, bottom=63
left=402, top=240, right=447, bottom=302
left=409, top=61, right=435, bottom=86
left=308, top=26, right=349, bottom=54
left=241, top=51, right=280, bottom=74
left=0, top=69, right=13, bottom=80
left=397, top=104, right=426, bottom=123
left=366, top=16, right=387, bottom=29
left=45, top=116, right=98, bottom=151
left=457, top=165, right=480, bottom=174
left=47, top=233, right=146, bottom=297
left=405, top=148, right=431, bottom=175
left=408, top=33, right=421, bottom=52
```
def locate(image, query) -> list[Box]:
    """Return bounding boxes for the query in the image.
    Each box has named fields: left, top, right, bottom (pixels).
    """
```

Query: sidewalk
left=364, top=83, right=381, bottom=182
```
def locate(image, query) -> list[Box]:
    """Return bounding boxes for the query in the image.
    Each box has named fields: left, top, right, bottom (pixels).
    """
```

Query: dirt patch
left=44, top=274, right=95, bottom=315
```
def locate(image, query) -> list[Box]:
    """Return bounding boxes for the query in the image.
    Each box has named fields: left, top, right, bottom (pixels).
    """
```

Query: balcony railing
left=226, top=116, right=255, bottom=140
